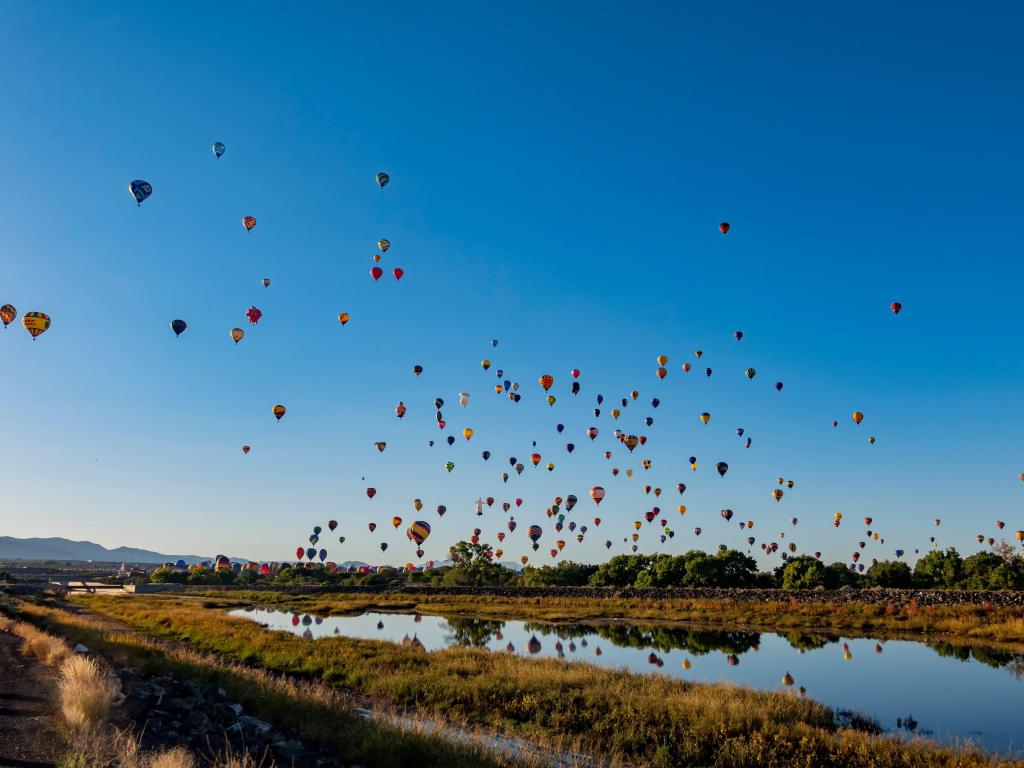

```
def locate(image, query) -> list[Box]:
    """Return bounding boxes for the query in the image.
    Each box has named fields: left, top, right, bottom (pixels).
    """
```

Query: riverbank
left=16, top=593, right=1023, bottom=768
left=181, top=587, right=1024, bottom=647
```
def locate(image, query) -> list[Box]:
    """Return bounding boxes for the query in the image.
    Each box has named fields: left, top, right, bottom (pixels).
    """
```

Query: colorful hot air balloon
left=539, top=374, right=554, bottom=391
left=128, top=180, right=152, bottom=205
left=376, top=172, right=390, bottom=188
left=246, top=306, right=262, bottom=325
left=590, top=487, right=605, bottom=505
left=16, top=310, right=51, bottom=340
left=242, top=216, right=257, bottom=232
left=378, top=238, right=391, bottom=253
left=0, top=304, right=16, bottom=327
left=272, top=404, right=286, bottom=421
left=212, top=142, right=225, bottom=158
left=170, top=319, right=187, bottom=337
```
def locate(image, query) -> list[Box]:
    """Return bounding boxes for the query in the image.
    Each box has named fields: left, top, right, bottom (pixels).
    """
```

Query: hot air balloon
left=721, top=509, right=734, bottom=522
left=891, top=302, right=902, bottom=314
left=210, top=141, right=227, bottom=159
left=170, top=319, right=187, bottom=337
left=262, top=278, right=271, bottom=288
left=376, top=172, right=390, bottom=188
left=590, top=487, right=605, bottom=505
left=772, top=489, right=784, bottom=502
left=775, top=381, right=784, bottom=392
left=245, top=306, right=262, bottom=325
left=1, top=305, right=17, bottom=327
left=745, top=368, right=756, bottom=379
left=241, top=445, right=250, bottom=454
left=719, top=222, right=730, bottom=234
left=128, top=180, right=152, bottom=205
left=272, top=404, right=286, bottom=421
left=445, top=461, right=455, bottom=473
left=700, top=412, right=711, bottom=425
left=716, top=462, right=729, bottom=478
left=22, top=312, right=51, bottom=339
left=852, top=411, right=864, bottom=425
left=392, top=267, right=404, bottom=281
left=230, top=327, right=245, bottom=344
left=539, top=374, right=554, bottom=391
left=242, top=216, right=257, bottom=232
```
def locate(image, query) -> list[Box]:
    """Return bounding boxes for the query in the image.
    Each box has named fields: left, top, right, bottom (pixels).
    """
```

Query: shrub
left=522, top=561, right=598, bottom=587
left=58, top=655, right=120, bottom=735
left=589, top=555, right=651, bottom=587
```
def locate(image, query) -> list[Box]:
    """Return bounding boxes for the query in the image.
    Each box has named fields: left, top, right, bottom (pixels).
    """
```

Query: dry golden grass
left=36, top=594, right=1023, bottom=768
left=57, top=654, right=120, bottom=735
left=148, top=747, right=199, bottom=768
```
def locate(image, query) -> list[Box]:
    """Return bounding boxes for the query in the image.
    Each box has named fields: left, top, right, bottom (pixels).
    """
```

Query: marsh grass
left=58, top=654, right=120, bottom=736
left=25, top=594, right=1023, bottom=768
left=214, top=591, right=1024, bottom=647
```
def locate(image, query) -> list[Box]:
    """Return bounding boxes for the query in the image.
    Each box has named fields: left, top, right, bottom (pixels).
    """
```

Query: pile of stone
left=117, top=667, right=348, bottom=767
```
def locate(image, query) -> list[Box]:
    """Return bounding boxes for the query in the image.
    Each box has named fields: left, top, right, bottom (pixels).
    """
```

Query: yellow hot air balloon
left=634, top=521, right=642, bottom=530
left=463, top=427, right=474, bottom=440
left=392, top=516, right=403, bottom=529
left=272, top=404, right=286, bottom=421
left=656, top=355, right=668, bottom=366
left=852, top=411, right=864, bottom=425
left=413, top=498, right=423, bottom=511
left=546, top=395, right=556, bottom=406
left=677, top=505, right=687, bottom=515
left=1015, top=531, right=1024, bottom=543
left=21, top=311, right=51, bottom=339
left=230, top=327, right=245, bottom=344
left=682, top=659, right=692, bottom=670
left=700, top=412, right=711, bottom=425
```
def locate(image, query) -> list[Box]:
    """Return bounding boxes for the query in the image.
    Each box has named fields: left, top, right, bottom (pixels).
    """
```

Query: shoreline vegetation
left=6, top=594, right=1024, bottom=768
left=186, top=589, right=1024, bottom=649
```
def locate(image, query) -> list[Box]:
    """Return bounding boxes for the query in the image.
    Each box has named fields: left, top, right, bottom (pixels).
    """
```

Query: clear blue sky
left=2, top=2, right=1022, bottom=565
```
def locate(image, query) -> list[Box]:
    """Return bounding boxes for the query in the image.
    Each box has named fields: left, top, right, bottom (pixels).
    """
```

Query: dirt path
left=0, top=631, right=64, bottom=768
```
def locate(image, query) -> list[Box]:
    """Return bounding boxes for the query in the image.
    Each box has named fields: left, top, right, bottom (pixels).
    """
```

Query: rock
left=181, top=710, right=212, bottom=735
left=239, top=715, right=273, bottom=735
left=227, top=702, right=244, bottom=717
left=73, top=643, right=91, bottom=653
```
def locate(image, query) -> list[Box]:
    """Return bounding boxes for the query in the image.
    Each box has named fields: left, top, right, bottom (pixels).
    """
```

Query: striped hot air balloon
left=407, top=521, right=432, bottom=546
left=22, top=312, right=51, bottom=339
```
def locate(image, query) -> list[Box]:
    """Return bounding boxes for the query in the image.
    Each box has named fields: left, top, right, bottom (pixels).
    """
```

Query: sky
left=1, top=2, right=1022, bottom=566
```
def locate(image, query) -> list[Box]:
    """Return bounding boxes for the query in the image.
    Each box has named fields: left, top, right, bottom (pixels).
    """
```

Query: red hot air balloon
left=891, top=302, right=902, bottom=314
left=393, top=267, right=404, bottom=281
left=366, top=487, right=377, bottom=499
left=371, top=266, right=384, bottom=281
left=245, top=306, right=262, bottom=324
left=719, top=222, right=730, bottom=234
left=590, top=486, right=605, bottom=505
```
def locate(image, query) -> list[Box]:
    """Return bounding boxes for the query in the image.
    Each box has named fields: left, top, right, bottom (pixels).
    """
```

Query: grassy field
left=186, top=589, right=1024, bottom=648
left=8, top=593, right=1018, bottom=768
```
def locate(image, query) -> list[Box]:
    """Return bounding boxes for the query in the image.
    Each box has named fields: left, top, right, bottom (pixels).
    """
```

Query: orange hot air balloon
left=242, top=216, right=257, bottom=231
left=656, top=355, right=668, bottom=366
left=338, top=312, right=350, bottom=325
left=230, top=327, right=245, bottom=344
left=481, top=359, right=491, bottom=370
left=852, top=411, right=864, bottom=425
left=395, top=401, right=407, bottom=418
left=539, top=374, right=554, bottom=391
left=272, top=404, right=286, bottom=421
left=530, top=453, right=541, bottom=466
left=391, top=516, right=402, bottom=529
left=463, top=427, right=474, bottom=441
left=772, top=489, right=784, bottom=502
left=1015, top=531, right=1024, bottom=543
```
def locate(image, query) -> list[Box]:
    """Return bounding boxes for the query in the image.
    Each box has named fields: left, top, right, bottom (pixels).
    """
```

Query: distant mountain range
left=0, top=537, right=242, bottom=565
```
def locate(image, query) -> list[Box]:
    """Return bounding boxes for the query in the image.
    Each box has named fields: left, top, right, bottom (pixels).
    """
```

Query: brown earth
left=0, top=630, right=64, bottom=768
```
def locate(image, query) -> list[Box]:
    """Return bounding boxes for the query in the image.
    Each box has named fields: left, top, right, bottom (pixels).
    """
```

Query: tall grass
left=34, top=594, right=1024, bottom=768
left=58, top=654, right=120, bottom=735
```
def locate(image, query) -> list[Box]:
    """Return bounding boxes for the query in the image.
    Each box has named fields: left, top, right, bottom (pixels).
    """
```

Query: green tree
left=681, top=549, right=757, bottom=587
left=635, top=554, right=689, bottom=587
left=781, top=556, right=827, bottom=589
left=149, top=566, right=187, bottom=584
left=823, top=561, right=860, bottom=589
left=522, top=561, right=598, bottom=587
left=445, top=541, right=512, bottom=586
left=866, top=560, right=912, bottom=588
left=589, top=555, right=651, bottom=587
left=914, top=547, right=963, bottom=588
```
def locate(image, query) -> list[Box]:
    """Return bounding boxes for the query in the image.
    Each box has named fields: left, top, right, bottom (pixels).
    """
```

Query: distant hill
left=0, top=537, right=243, bottom=565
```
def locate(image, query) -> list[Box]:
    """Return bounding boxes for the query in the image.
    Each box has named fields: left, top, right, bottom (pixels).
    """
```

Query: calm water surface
left=231, top=608, right=1024, bottom=753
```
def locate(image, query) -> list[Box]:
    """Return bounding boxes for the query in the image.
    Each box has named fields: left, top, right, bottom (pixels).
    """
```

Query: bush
left=635, top=554, right=688, bottom=587
left=149, top=566, right=187, bottom=584
left=963, top=551, right=1024, bottom=590
left=866, top=560, right=912, bottom=588
left=781, top=556, right=827, bottom=589
left=823, top=561, right=861, bottom=589
left=914, top=547, right=963, bottom=588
